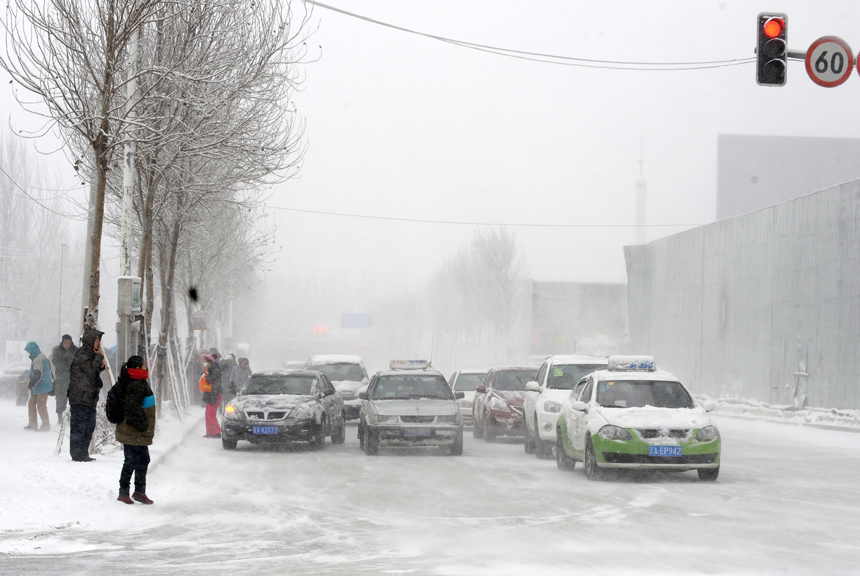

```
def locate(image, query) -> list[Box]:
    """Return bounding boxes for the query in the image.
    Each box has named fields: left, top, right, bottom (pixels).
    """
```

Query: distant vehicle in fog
left=472, top=367, right=536, bottom=442
left=221, top=370, right=346, bottom=450
left=524, top=355, right=608, bottom=459
left=305, top=354, right=369, bottom=420
left=283, top=360, right=305, bottom=370
left=447, top=369, right=487, bottom=426
left=358, top=360, right=464, bottom=456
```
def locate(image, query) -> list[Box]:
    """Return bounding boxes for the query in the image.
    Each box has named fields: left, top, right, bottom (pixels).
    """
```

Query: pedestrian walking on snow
left=23, top=341, right=53, bottom=431
left=67, top=328, right=105, bottom=462
left=115, top=356, right=156, bottom=505
left=51, top=334, right=77, bottom=425
left=201, top=354, right=222, bottom=438
left=231, top=357, right=252, bottom=394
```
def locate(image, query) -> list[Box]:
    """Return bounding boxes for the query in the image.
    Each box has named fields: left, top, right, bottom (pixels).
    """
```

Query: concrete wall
left=626, top=180, right=860, bottom=410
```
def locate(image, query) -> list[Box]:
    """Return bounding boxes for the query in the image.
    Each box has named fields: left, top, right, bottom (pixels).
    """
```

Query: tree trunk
left=85, top=149, right=109, bottom=328
left=156, top=213, right=181, bottom=411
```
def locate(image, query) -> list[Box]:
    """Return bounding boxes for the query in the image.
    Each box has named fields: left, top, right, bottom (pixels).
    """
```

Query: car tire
left=556, top=429, right=575, bottom=471
left=222, top=438, right=237, bottom=450
left=536, top=438, right=553, bottom=460
left=364, top=429, right=379, bottom=456
left=312, top=418, right=326, bottom=451
left=331, top=414, right=346, bottom=445
left=698, top=466, right=720, bottom=481
left=472, top=411, right=484, bottom=439
left=358, top=425, right=365, bottom=450
left=584, top=438, right=602, bottom=481
left=483, top=415, right=495, bottom=443
left=448, top=431, right=463, bottom=456
left=524, top=418, right=536, bottom=454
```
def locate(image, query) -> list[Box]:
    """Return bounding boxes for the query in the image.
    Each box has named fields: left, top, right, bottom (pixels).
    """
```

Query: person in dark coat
left=231, top=357, right=252, bottom=394
left=24, top=341, right=53, bottom=431
left=219, top=354, right=236, bottom=415
left=202, top=353, right=222, bottom=438
left=114, top=356, right=156, bottom=505
left=67, top=328, right=105, bottom=462
left=51, top=334, right=77, bottom=424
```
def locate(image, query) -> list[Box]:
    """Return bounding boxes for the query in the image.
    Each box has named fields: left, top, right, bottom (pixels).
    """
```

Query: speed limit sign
left=806, top=36, right=853, bottom=87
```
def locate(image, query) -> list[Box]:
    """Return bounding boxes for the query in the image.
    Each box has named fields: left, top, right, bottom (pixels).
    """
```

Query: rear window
left=242, top=375, right=317, bottom=396
left=493, top=370, right=535, bottom=391
left=371, top=375, right=454, bottom=400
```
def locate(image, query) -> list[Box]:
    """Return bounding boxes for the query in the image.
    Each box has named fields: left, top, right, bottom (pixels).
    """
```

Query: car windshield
left=492, top=370, right=535, bottom=391
left=371, top=375, right=454, bottom=400
left=596, top=380, right=694, bottom=409
left=453, top=373, right=486, bottom=392
left=310, top=362, right=366, bottom=382
left=242, top=375, right=317, bottom=396
left=547, top=364, right=605, bottom=390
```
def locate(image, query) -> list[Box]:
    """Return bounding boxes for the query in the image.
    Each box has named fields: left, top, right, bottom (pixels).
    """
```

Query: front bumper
left=593, top=433, right=721, bottom=470
left=222, top=417, right=316, bottom=443
left=457, top=402, right=473, bottom=425
left=487, top=410, right=525, bottom=436
left=367, top=424, right=463, bottom=447
left=535, top=409, right=562, bottom=442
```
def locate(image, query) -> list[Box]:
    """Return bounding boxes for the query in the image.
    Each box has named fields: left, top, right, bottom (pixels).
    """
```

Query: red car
left=472, top=367, right=536, bottom=442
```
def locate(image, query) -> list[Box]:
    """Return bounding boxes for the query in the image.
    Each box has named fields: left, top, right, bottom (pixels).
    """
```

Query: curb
left=713, top=410, right=860, bottom=434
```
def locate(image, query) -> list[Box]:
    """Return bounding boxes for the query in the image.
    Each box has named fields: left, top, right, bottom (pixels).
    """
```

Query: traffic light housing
left=757, top=13, right=788, bottom=86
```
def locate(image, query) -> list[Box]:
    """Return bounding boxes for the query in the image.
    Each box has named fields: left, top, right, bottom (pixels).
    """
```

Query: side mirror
left=359, top=392, right=368, bottom=400
left=571, top=400, right=588, bottom=412
left=324, top=388, right=334, bottom=397
left=525, top=381, right=540, bottom=393
left=454, top=391, right=464, bottom=399
left=702, top=400, right=717, bottom=412
left=475, top=385, right=486, bottom=394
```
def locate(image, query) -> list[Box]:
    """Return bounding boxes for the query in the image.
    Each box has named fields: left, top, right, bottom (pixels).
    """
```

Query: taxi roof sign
left=389, top=359, right=430, bottom=370
left=607, top=355, right=656, bottom=372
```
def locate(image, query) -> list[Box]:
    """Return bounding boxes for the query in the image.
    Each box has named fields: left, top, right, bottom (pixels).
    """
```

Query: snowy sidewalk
left=705, top=396, right=860, bottom=434
left=0, top=398, right=201, bottom=535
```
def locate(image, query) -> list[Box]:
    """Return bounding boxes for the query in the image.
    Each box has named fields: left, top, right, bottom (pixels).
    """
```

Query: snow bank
left=0, top=398, right=200, bottom=540
left=702, top=395, right=860, bottom=433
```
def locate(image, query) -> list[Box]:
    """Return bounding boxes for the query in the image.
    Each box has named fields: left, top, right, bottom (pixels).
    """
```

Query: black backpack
left=106, top=380, right=127, bottom=424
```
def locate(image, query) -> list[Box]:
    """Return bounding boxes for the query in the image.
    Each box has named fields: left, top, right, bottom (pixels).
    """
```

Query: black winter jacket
left=203, top=361, right=222, bottom=405
left=67, top=328, right=105, bottom=409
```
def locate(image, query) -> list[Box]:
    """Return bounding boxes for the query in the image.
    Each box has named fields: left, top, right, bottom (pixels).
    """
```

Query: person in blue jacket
left=24, top=341, right=53, bottom=431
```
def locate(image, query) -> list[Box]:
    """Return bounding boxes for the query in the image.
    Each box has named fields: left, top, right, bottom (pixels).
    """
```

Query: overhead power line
left=305, top=1, right=755, bottom=71
left=268, top=205, right=702, bottom=228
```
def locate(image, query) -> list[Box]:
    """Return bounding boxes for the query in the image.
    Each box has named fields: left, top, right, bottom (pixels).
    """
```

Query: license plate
left=252, top=426, right=279, bottom=435
left=403, top=428, right=432, bottom=438
left=649, top=445, right=682, bottom=457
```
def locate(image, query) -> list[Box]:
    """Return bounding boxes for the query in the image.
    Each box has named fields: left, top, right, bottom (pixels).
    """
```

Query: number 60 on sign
left=806, top=36, right=854, bottom=87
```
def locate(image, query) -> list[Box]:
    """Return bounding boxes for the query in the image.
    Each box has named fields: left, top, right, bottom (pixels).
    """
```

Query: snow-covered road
left=3, top=408, right=860, bottom=575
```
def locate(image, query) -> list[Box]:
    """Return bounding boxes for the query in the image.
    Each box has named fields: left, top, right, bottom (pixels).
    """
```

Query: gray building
left=717, top=134, right=860, bottom=220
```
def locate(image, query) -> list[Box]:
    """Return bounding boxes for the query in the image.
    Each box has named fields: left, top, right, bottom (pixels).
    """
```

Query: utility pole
left=117, top=26, right=141, bottom=367
left=58, top=242, right=65, bottom=341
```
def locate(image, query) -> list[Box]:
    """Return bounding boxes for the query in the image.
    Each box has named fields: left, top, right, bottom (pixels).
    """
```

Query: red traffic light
left=763, top=18, right=784, bottom=39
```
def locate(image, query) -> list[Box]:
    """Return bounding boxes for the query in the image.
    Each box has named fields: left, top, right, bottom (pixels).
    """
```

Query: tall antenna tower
left=635, top=141, right=647, bottom=244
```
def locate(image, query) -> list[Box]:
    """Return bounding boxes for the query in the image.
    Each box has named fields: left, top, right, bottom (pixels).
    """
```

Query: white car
left=523, top=355, right=607, bottom=459
left=448, top=369, right=487, bottom=426
left=556, top=356, right=721, bottom=481
left=305, top=354, right=369, bottom=420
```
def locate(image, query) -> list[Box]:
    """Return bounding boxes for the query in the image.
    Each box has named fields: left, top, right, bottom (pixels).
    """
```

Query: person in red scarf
left=114, top=356, right=156, bottom=505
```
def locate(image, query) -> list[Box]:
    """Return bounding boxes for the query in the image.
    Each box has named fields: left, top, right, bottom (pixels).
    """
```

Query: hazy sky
left=271, top=0, right=860, bottom=284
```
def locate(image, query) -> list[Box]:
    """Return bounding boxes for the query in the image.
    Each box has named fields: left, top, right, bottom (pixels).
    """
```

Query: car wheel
left=556, top=429, right=575, bottom=471
left=536, top=438, right=553, bottom=460
left=524, top=416, right=536, bottom=454
left=364, top=429, right=379, bottom=455
left=331, top=414, right=346, bottom=445
left=472, top=411, right=484, bottom=439
left=222, top=438, right=237, bottom=450
left=448, top=431, right=464, bottom=456
left=312, top=418, right=326, bottom=450
left=358, top=425, right=365, bottom=449
left=698, top=466, right=720, bottom=481
left=584, top=438, right=602, bottom=481
left=483, top=415, right=495, bottom=443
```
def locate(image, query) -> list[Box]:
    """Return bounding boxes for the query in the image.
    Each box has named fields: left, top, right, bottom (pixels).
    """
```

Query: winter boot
left=132, top=492, right=154, bottom=505
left=117, top=495, right=134, bottom=505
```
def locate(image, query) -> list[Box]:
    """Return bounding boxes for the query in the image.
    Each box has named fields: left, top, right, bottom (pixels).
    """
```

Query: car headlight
left=542, top=400, right=562, bottom=413
left=372, top=414, right=398, bottom=424
left=696, top=426, right=720, bottom=442
left=597, top=425, right=632, bottom=441
left=436, top=415, right=460, bottom=424
left=293, top=406, right=315, bottom=420
left=489, top=397, right=509, bottom=412
left=224, top=404, right=239, bottom=420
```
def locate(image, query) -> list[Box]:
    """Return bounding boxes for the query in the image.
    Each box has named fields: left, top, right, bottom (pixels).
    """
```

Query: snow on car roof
left=375, top=369, right=444, bottom=378
left=255, top=369, right=319, bottom=376
left=591, top=368, right=680, bottom=382
left=546, top=355, right=608, bottom=365
left=458, top=368, right=488, bottom=374
left=307, top=354, right=364, bottom=364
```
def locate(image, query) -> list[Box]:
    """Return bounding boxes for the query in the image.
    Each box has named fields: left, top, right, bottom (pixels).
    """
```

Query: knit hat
left=204, top=354, right=217, bottom=363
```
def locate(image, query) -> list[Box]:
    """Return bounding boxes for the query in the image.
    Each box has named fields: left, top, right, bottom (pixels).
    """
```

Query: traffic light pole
left=787, top=50, right=806, bottom=60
